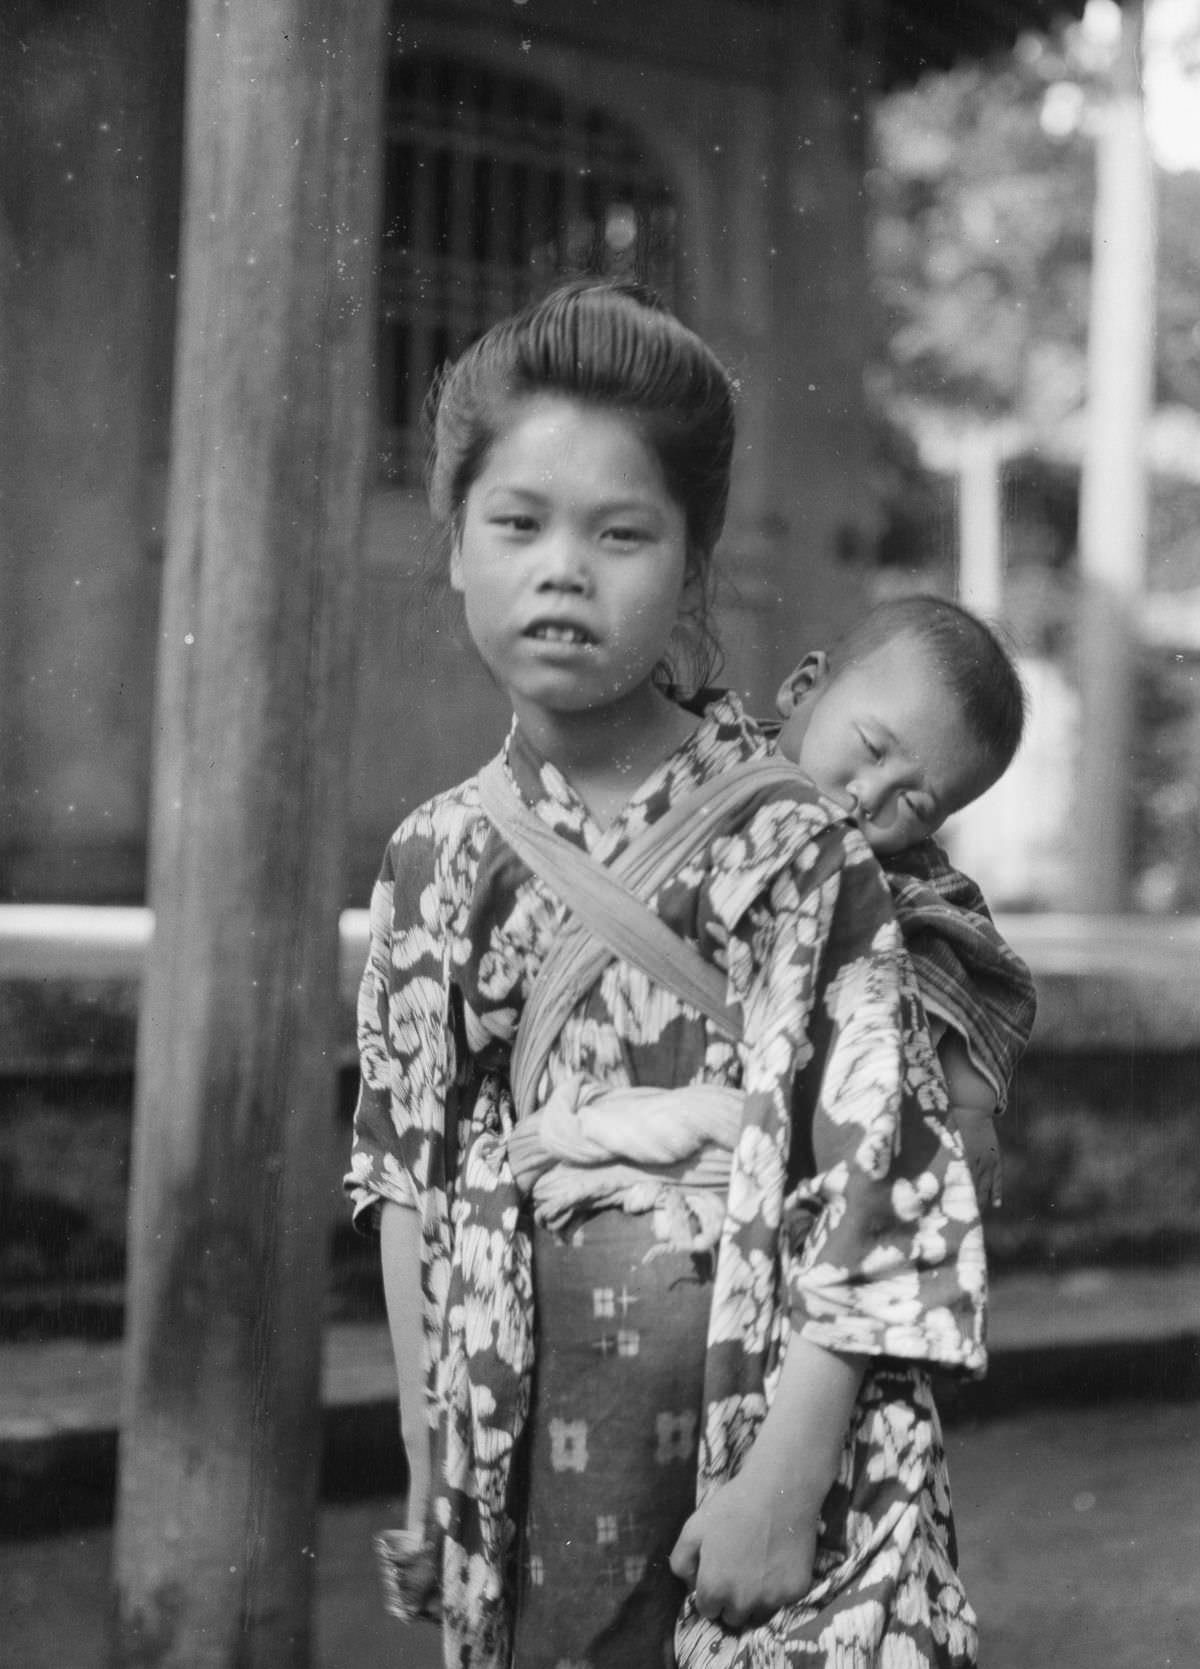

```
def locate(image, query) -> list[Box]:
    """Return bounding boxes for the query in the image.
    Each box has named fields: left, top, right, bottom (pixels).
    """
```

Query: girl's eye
left=604, top=525, right=648, bottom=547
left=493, top=514, right=538, bottom=535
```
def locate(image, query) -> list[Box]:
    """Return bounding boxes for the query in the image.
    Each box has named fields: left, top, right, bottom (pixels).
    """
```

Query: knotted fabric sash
left=506, top=1074, right=745, bottom=1252
left=411, top=757, right=809, bottom=1667
left=477, top=755, right=805, bottom=1120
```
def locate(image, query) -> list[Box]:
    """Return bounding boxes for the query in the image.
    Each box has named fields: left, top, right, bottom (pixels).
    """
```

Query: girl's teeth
left=536, top=624, right=587, bottom=643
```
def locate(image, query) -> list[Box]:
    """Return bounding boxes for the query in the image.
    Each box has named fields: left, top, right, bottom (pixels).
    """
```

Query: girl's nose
left=538, top=532, right=591, bottom=593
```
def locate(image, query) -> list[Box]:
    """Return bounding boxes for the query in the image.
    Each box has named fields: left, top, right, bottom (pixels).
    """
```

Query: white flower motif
left=707, top=1244, right=774, bottom=1348
left=701, top=1394, right=764, bottom=1479
left=347, top=1149, right=375, bottom=1185
left=939, top=1157, right=981, bottom=1224
left=727, top=1127, right=784, bottom=1227
left=860, top=1241, right=905, bottom=1276
left=891, top=1171, right=938, bottom=1223
left=880, top=1630, right=927, bottom=1669
left=379, top=1153, right=412, bottom=1198
left=956, top=1222, right=987, bottom=1301
left=817, top=1596, right=887, bottom=1657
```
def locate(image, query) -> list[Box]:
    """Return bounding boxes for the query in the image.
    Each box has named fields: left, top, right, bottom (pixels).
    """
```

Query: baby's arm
left=381, top=1201, right=432, bottom=1533
left=939, top=1029, right=1002, bottom=1208
left=670, top=1335, right=865, bottom=1626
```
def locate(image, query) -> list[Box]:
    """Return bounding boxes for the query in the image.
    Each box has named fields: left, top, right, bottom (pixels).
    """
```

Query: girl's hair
left=424, top=279, right=736, bottom=691
left=829, top=594, right=1028, bottom=787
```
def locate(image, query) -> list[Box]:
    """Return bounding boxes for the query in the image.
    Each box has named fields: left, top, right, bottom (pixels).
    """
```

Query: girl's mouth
left=525, top=622, right=595, bottom=647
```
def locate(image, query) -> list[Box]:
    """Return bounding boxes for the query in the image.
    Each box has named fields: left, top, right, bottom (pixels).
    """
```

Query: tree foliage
left=869, top=22, right=1200, bottom=422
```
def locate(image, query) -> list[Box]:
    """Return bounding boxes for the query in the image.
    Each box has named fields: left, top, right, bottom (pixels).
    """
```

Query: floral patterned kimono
left=347, top=695, right=987, bottom=1669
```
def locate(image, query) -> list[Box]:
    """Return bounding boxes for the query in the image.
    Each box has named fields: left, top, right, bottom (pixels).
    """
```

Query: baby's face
left=776, top=636, right=989, bottom=857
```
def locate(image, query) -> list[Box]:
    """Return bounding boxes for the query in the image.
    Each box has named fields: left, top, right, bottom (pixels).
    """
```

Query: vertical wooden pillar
left=111, top=1, right=388, bottom=1664
left=1074, top=0, right=1155, bottom=912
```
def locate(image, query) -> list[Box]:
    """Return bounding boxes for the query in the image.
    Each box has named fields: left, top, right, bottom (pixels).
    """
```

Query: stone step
left=3, top=1266, right=1198, bottom=1536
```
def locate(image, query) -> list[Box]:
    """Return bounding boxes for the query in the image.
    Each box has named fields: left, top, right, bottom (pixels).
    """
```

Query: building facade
left=0, top=0, right=1086, bottom=904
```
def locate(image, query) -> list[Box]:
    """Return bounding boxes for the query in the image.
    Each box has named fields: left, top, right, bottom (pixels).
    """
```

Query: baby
left=771, top=593, right=1037, bottom=1205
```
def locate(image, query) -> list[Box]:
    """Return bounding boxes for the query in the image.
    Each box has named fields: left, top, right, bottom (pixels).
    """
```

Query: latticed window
left=378, top=54, right=680, bottom=482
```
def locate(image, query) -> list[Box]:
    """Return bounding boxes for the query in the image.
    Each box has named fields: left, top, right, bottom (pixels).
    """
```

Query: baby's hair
left=829, top=594, right=1028, bottom=788
left=424, top=279, right=737, bottom=689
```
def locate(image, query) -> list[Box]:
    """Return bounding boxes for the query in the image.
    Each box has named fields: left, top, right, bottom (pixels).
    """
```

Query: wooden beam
left=110, top=1, right=388, bottom=1664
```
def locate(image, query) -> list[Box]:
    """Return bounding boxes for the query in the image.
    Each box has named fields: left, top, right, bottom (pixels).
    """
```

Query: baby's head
left=775, top=595, right=1027, bottom=857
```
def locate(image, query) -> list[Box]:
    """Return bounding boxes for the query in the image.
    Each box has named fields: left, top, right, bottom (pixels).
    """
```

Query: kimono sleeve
left=782, top=838, right=987, bottom=1376
left=344, top=814, right=454, bottom=1233
left=885, top=837, right=1037, bottom=1110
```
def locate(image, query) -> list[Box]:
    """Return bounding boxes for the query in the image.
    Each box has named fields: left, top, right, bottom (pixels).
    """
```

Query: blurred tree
left=869, top=18, right=1200, bottom=426
left=865, top=8, right=1200, bottom=914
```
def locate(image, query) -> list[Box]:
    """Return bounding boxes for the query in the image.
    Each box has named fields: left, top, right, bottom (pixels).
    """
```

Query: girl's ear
left=449, top=519, right=465, bottom=593
left=775, top=651, right=828, bottom=717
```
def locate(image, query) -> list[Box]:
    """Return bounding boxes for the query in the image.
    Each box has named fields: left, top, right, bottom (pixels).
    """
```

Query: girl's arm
left=670, top=1335, right=865, bottom=1625
left=380, top=1200, right=431, bottom=1533
left=675, top=816, right=985, bottom=1628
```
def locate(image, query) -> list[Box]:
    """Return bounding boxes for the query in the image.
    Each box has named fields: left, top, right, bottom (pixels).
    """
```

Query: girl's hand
left=670, top=1469, right=818, bottom=1628
left=671, top=1334, right=863, bottom=1631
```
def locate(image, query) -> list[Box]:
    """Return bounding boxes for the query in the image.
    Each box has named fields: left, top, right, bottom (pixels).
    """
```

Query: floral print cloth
left=347, top=694, right=987, bottom=1669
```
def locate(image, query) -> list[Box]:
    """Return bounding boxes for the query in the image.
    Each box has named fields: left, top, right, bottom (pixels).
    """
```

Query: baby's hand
left=669, top=1468, right=817, bottom=1630
left=954, top=1104, right=1002, bottom=1210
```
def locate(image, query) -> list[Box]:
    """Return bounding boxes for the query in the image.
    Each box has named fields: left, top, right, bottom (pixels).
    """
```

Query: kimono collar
left=498, top=692, right=769, bottom=855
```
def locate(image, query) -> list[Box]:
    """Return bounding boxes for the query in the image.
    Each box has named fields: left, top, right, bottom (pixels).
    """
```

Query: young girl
left=346, top=282, right=986, bottom=1669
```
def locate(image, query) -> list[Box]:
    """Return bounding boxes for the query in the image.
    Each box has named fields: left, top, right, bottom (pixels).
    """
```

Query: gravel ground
left=3, top=1398, right=1197, bottom=1669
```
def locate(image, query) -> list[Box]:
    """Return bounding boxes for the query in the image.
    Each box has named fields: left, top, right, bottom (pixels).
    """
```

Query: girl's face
left=451, top=395, right=690, bottom=735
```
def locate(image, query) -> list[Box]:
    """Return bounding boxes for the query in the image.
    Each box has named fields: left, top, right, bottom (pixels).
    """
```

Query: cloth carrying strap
left=476, top=755, right=807, bottom=1118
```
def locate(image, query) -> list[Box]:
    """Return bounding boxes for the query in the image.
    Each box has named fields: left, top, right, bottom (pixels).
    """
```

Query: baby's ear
left=775, top=651, right=828, bottom=717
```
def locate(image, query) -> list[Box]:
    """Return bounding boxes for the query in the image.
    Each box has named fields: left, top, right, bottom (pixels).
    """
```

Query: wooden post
left=111, top=2, right=388, bottom=1665
left=1074, top=0, right=1156, bottom=912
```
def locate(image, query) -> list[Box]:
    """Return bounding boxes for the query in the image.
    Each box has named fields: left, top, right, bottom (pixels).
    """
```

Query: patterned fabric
left=675, top=1367, right=974, bottom=1668
left=513, top=1210, right=715, bottom=1668
left=882, top=839, right=1037, bottom=1112
left=755, top=714, right=1037, bottom=1112
left=347, top=694, right=987, bottom=1669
